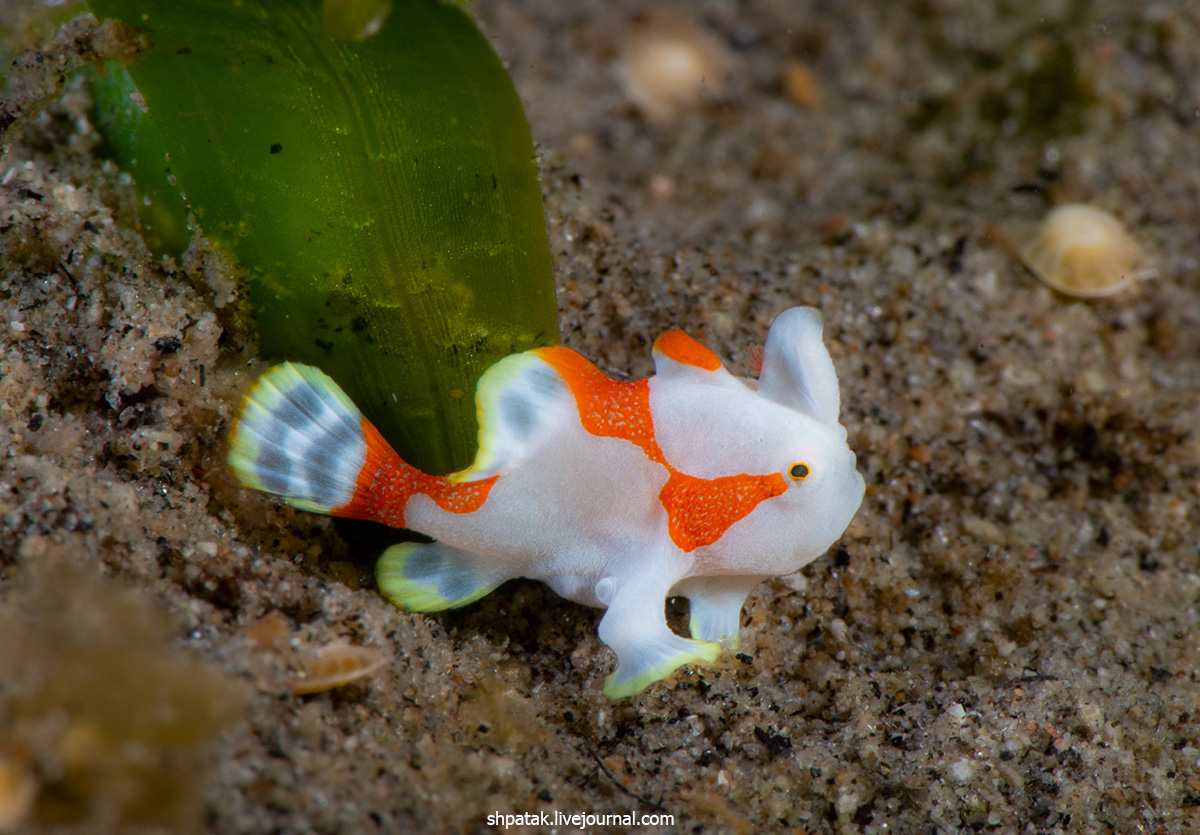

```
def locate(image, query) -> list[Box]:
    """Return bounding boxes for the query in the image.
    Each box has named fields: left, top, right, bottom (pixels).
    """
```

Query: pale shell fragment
left=1018, top=204, right=1142, bottom=298
left=617, top=17, right=731, bottom=121
left=291, top=641, right=386, bottom=695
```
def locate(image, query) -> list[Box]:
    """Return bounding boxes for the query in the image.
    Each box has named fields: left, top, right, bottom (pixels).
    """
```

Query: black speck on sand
left=2, top=2, right=1198, bottom=833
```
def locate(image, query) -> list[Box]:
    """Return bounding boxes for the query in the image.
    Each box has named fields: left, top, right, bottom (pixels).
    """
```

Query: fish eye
left=789, top=462, right=810, bottom=480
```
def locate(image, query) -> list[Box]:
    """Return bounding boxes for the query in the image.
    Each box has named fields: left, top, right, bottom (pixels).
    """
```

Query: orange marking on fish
left=654, top=330, right=722, bottom=371
left=335, top=419, right=496, bottom=526
left=659, top=470, right=787, bottom=552
left=538, top=345, right=784, bottom=550
left=535, top=346, right=666, bottom=465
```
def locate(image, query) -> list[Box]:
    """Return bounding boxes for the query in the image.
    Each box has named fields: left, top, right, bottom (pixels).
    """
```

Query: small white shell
left=617, top=17, right=731, bottom=122
left=1018, top=204, right=1142, bottom=298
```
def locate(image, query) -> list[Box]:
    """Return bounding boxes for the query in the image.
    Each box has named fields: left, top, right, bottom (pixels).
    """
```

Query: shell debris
left=291, top=641, right=387, bottom=696
left=1018, top=203, right=1143, bottom=298
left=782, top=60, right=823, bottom=110
left=617, top=15, right=732, bottom=121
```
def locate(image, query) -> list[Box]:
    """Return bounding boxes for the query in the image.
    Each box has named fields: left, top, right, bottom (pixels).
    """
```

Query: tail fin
left=228, top=363, right=374, bottom=515
left=229, top=363, right=498, bottom=530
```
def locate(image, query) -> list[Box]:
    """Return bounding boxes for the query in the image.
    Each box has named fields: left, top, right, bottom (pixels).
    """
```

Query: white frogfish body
left=229, top=306, right=865, bottom=697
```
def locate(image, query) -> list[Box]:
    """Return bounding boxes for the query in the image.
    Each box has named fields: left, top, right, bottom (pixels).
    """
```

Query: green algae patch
left=86, top=0, right=559, bottom=474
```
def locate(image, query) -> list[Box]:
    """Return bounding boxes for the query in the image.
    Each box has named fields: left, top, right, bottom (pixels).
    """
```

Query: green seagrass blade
left=87, top=0, right=559, bottom=474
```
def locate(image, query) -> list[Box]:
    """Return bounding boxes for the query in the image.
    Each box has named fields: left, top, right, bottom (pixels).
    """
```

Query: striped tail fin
left=228, top=363, right=498, bottom=530
left=228, top=362, right=382, bottom=516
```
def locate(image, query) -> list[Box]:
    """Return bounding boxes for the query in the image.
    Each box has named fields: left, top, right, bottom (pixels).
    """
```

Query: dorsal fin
left=452, top=351, right=575, bottom=482
left=652, top=330, right=726, bottom=380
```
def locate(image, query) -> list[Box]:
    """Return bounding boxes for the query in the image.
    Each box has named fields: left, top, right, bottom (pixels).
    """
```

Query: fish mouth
left=826, top=460, right=866, bottom=539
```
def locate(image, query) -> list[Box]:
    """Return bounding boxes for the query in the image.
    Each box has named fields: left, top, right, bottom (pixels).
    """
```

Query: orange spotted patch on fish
left=336, top=419, right=496, bottom=526
left=537, top=344, right=787, bottom=550
left=659, top=470, right=788, bottom=552
left=535, top=345, right=666, bottom=465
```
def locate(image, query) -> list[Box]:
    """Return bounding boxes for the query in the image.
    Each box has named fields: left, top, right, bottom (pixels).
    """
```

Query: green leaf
left=86, top=0, right=558, bottom=474
left=90, top=65, right=191, bottom=256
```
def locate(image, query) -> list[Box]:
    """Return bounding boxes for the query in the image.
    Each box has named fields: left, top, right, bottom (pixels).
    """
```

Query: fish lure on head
left=228, top=306, right=865, bottom=698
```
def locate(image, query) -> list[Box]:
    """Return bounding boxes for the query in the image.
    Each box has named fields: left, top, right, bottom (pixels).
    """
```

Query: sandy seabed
left=1, top=1, right=1199, bottom=833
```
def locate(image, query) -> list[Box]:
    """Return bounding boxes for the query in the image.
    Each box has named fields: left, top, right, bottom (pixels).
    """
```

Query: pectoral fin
left=601, top=630, right=721, bottom=700
left=674, top=575, right=764, bottom=647
left=595, top=571, right=722, bottom=700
